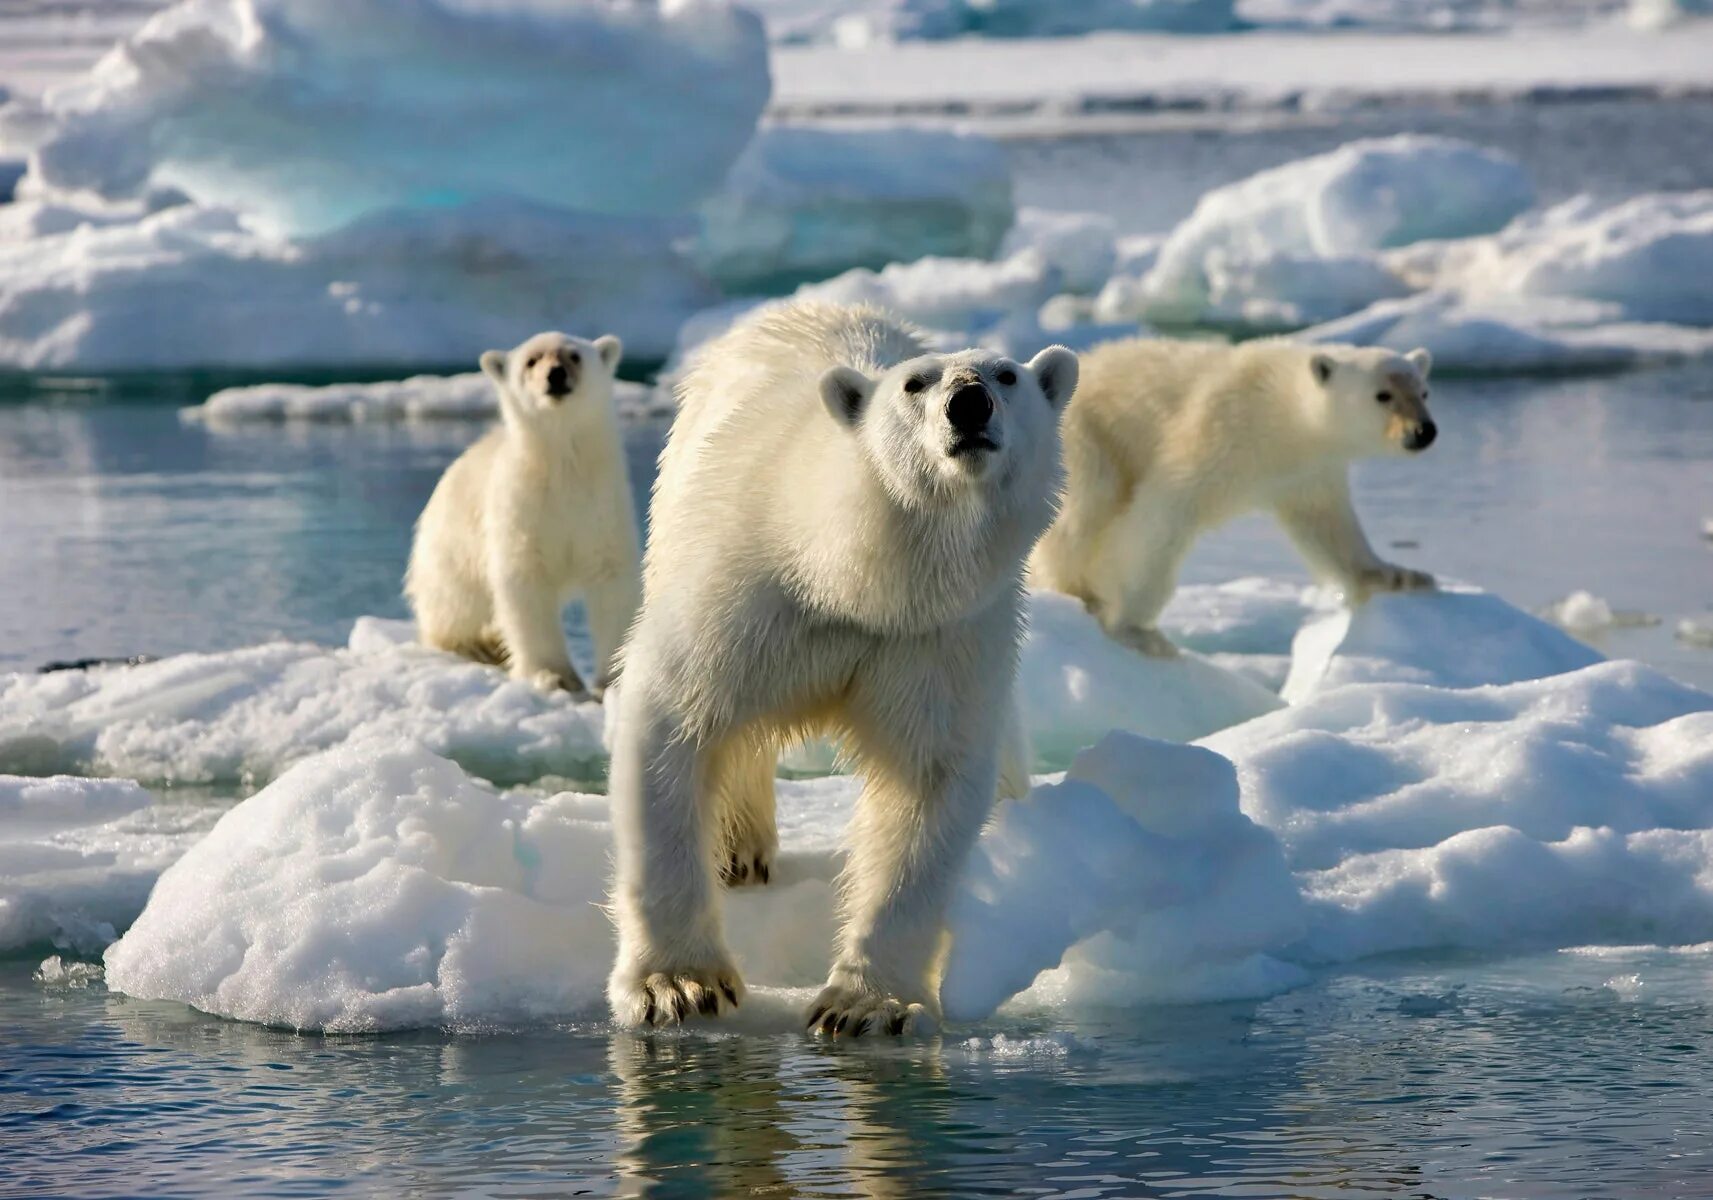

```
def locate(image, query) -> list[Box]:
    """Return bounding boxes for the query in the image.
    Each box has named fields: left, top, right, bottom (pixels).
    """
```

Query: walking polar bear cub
left=608, top=302, right=1077, bottom=1035
left=406, top=331, right=641, bottom=698
left=1030, top=338, right=1437, bottom=657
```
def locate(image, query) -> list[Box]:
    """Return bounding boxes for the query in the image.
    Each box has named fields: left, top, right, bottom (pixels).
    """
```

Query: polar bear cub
left=405, top=331, right=641, bottom=697
left=1030, top=338, right=1436, bottom=657
left=607, top=302, right=1077, bottom=1036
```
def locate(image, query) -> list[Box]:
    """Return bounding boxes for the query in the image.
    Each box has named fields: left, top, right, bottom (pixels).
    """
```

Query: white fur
left=607, top=302, right=1076, bottom=1035
left=1031, top=337, right=1436, bottom=657
left=405, top=331, right=641, bottom=697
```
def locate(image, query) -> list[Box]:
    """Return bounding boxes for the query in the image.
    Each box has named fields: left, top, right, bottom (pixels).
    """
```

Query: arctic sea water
left=3, top=99, right=1713, bottom=1197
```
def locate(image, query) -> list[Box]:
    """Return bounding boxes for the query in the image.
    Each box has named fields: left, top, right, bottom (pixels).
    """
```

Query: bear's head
left=1309, top=344, right=1436, bottom=456
left=480, top=331, right=623, bottom=428
left=817, top=345, right=1079, bottom=510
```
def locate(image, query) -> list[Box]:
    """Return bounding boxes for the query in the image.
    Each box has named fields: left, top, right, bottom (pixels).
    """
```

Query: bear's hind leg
left=1086, top=491, right=1196, bottom=658
left=710, top=734, right=778, bottom=887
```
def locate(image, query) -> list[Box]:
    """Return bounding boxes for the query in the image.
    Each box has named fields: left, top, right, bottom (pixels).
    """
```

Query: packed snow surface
left=695, top=126, right=1014, bottom=293
left=4, top=0, right=770, bottom=237
left=91, top=585, right=1713, bottom=1031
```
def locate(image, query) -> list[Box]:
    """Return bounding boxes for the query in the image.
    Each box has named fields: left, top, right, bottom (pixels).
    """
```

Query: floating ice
left=1537, top=590, right=1659, bottom=637
left=6, top=0, right=770, bottom=238
left=696, top=126, right=1014, bottom=293
left=0, top=773, right=214, bottom=954
left=1299, top=291, right=1713, bottom=373
left=1391, top=192, right=1713, bottom=327
left=0, top=198, right=713, bottom=370
left=745, top=0, right=1239, bottom=44
left=1282, top=588, right=1603, bottom=702
left=1208, top=660, right=1713, bottom=960
left=1117, top=137, right=1534, bottom=331
left=0, top=626, right=609, bottom=786
left=184, top=376, right=666, bottom=425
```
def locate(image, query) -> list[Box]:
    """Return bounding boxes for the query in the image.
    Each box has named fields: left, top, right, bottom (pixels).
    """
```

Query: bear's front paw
left=609, top=963, right=745, bottom=1029
left=720, top=848, right=774, bottom=888
left=805, top=984, right=938, bottom=1039
left=1112, top=625, right=1181, bottom=659
left=1359, top=564, right=1436, bottom=595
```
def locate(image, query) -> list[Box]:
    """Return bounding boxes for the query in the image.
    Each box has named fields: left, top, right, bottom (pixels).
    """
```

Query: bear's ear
left=1405, top=346, right=1432, bottom=378
left=594, top=335, right=623, bottom=371
left=1310, top=353, right=1335, bottom=385
left=480, top=350, right=508, bottom=384
left=819, top=365, right=875, bottom=429
left=1027, top=345, right=1079, bottom=411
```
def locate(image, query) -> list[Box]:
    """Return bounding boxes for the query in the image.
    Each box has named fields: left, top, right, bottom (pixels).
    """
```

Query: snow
left=1282, top=588, right=1603, bottom=702
left=184, top=376, right=666, bottom=425
left=5, top=0, right=769, bottom=238
left=0, top=773, right=213, bottom=954
left=1391, top=192, right=1713, bottom=327
left=1207, top=659, right=1713, bottom=961
left=1115, top=137, right=1532, bottom=332
left=695, top=125, right=1014, bottom=293
left=0, top=625, right=610, bottom=787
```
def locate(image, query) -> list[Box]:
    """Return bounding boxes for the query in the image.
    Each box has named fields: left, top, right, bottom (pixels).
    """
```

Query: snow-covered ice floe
left=0, top=773, right=218, bottom=954
left=0, top=592, right=1282, bottom=786
left=85, top=584, right=1713, bottom=1032
left=184, top=376, right=668, bottom=425
left=0, top=0, right=769, bottom=369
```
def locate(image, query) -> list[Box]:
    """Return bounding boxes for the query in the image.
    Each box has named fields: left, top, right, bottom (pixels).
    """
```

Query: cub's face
left=1311, top=345, right=1436, bottom=456
left=481, top=331, right=622, bottom=422
left=818, top=346, right=1079, bottom=507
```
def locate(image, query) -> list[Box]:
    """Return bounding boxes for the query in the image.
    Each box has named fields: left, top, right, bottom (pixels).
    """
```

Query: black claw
left=806, top=1006, right=826, bottom=1030
left=644, top=997, right=657, bottom=1026
left=669, top=991, right=687, bottom=1022
left=757, top=862, right=770, bottom=884
left=820, top=1013, right=839, bottom=1035
left=721, top=983, right=739, bottom=1007
left=834, top=1014, right=850, bottom=1034
left=851, top=1017, right=871, bottom=1038
left=697, top=989, right=719, bottom=1015
left=886, top=1013, right=906, bottom=1035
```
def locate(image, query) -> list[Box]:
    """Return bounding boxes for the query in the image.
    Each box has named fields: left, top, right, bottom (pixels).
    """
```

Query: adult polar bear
left=1031, top=337, right=1437, bottom=657
left=608, top=302, right=1077, bottom=1036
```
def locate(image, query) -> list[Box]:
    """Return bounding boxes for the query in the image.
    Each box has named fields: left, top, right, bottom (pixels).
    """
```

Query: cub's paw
left=1113, top=625, right=1181, bottom=659
left=609, top=964, right=745, bottom=1029
left=805, top=985, right=938, bottom=1039
left=1359, top=564, right=1436, bottom=594
left=720, top=844, right=775, bottom=888
left=526, top=667, right=591, bottom=699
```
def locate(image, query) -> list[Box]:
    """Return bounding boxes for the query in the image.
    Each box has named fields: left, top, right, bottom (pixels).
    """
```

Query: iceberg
left=696, top=125, right=1014, bottom=293
left=5, top=0, right=770, bottom=238
left=1113, top=137, right=1534, bottom=331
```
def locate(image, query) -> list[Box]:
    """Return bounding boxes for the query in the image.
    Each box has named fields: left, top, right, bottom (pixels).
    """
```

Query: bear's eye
left=903, top=376, right=927, bottom=395
left=996, top=368, right=1017, bottom=387
left=527, top=356, right=540, bottom=369
left=570, top=351, right=581, bottom=365
left=1376, top=391, right=1393, bottom=404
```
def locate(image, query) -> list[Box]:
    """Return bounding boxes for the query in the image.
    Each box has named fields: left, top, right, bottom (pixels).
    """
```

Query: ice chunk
left=0, top=630, right=609, bottom=786
left=1208, top=659, right=1713, bottom=960
left=1282, top=588, right=1603, bottom=701
left=1121, top=137, right=1533, bottom=331
left=1299, top=291, right=1713, bottom=374
left=1001, top=208, right=1119, bottom=296
left=1538, top=590, right=1659, bottom=637
left=184, top=375, right=666, bottom=424
left=1677, top=618, right=1713, bottom=649
left=942, top=732, right=1306, bottom=1019
left=798, top=249, right=1062, bottom=340
left=1391, top=192, right=1713, bottom=327
left=8, top=0, right=770, bottom=238
left=696, top=126, right=1014, bottom=293
left=1020, top=592, right=1283, bottom=768
left=0, top=199, right=713, bottom=370
left=0, top=774, right=214, bottom=954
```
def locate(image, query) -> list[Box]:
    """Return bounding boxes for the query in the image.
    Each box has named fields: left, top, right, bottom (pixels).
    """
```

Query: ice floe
left=184, top=375, right=666, bottom=425
left=696, top=126, right=1014, bottom=293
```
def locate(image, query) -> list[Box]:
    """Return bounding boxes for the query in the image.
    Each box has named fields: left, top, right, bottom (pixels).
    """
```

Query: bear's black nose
left=1406, top=420, right=1437, bottom=452
left=546, top=364, right=569, bottom=394
left=946, top=384, right=993, bottom=434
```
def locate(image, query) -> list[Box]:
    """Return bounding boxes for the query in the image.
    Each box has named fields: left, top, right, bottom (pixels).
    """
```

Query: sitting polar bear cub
left=405, top=331, right=641, bottom=698
left=1030, top=337, right=1437, bottom=657
left=608, top=302, right=1077, bottom=1036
